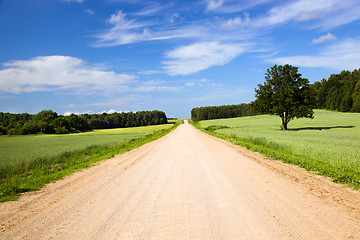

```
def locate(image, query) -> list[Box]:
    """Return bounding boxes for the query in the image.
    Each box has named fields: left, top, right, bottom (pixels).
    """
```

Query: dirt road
left=1, top=121, right=360, bottom=239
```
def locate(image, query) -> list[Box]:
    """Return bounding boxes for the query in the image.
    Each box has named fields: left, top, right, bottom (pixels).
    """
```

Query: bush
left=21, top=121, right=39, bottom=135
left=55, top=126, right=69, bottom=134
left=0, top=125, right=6, bottom=135
left=7, top=127, right=21, bottom=135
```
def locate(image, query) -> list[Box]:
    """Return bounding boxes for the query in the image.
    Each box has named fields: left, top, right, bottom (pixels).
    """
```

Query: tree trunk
left=281, top=112, right=288, bottom=131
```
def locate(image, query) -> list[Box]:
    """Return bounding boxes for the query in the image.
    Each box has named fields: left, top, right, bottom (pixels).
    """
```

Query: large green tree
left=254, top=64, right=315, bottom=130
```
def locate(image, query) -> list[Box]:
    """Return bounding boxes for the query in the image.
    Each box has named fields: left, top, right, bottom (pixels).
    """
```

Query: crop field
left=0, top=124, right=173, bottom=171
left=0, top=121, right=180, bottom=201
left=195, top=110, right=360, bottom=188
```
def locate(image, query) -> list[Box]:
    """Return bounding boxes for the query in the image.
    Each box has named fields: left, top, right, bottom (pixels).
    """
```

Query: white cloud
left=84, top=8, right=94, bottom=15
left=163, top=42, right=248, bottom=75
left=254, top=0, right=360, bottom=30
left=168, top=13, right=180, bottom=24
left=312, top=33, right=337, bottom=44
left=206, top=0, right=225, bottom=11
left=222, top=13, right=250, bottom=28
left=64, top=112, right=73, bottom=116
left=270, top=38, right=360, bottom=70
left=105, top=109, right=117, bottom=114
left=0, top=56, right=135, bottom=94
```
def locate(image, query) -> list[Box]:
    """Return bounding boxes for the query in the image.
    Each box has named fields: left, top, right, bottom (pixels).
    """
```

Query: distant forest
left=313, top=68, right=360, bottom=112
left=0, top=110, right=168, bottom=135
left=192, top=68, right=360, bottom=121
left=191, top=103, right=255, bottom=121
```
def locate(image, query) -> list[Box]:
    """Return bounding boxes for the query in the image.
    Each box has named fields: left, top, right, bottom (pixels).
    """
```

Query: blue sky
left=1, top=0, right=360, bottom=118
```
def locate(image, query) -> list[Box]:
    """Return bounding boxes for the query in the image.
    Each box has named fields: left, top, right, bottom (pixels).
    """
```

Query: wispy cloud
left=138, top=70, right=163, bottom=75
left=168, top=13, right=180, bottom=24
left=312, top=33, right=337, bottom=44
left=0, top=56, right=134, bottom=94
left=205, top=0, right=225, bottom=12
left=308, top=1, right=360, bottom=30
left=133, top=80, right=183, bottom=92
left=63, top=0, right=84, bottom=2
left=94, top=10, right=152, bottom=46
left=134, top=85, right=182, bottom=92
left=254, top=0, right=332, bottom=27
left=183, top=78, right=222, bottom=88
left=270, top=38, right=360, bottom=70
left=94, top=10, right=209, bottom=46
left=206, top=0, right=270, bottom=13
left=184, top=78, right=208, bottom=87
left=92, top=1, right=360, bottom=75
left=133, top=2, right=171, bottom=16
left=84, top=8, right=94, bottom=15
left=94, top=0, right=360, bottom=47
left=163, top=42, right=249, bottom=75
left=254, top=0, right=360, bottom=30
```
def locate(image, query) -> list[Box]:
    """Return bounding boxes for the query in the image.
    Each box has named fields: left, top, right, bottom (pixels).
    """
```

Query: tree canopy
left=254, top=64, right=315, bottom=130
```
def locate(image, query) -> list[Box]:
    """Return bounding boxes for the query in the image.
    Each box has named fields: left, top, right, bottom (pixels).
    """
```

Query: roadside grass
left=192, top=110, right=360, bottom=189
left=0, top=120, right=182, bottom=202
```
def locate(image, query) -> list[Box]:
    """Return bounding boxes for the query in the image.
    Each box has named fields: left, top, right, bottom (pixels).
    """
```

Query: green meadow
left=0, top=121, right=181, bottom=202
left=0, top=124, right=173, bottom=171
left=194, top=110, right=360, bottom=188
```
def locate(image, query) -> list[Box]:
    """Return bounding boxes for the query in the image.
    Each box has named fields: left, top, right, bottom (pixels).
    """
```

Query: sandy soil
left=1, top=121, right=359, bottom=239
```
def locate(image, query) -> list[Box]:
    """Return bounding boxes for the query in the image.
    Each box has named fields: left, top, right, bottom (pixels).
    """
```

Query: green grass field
left=0, top=124, right=173, bottom=171
left=194, top=110, right=360, bottom=188
left=0, top=121, right=181, bottom=202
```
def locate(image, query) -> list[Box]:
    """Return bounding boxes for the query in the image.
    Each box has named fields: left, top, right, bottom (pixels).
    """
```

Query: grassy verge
left=0, top=120, right=182, bottom=202
left=191, top=110, right=360, bottom=189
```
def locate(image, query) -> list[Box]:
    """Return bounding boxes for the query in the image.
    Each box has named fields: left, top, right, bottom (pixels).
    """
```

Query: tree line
left=0, top=110, right=168, bottom=135
left=191, top=103, right=255, bottom=121
left=312, top=68, right=360, bottom=112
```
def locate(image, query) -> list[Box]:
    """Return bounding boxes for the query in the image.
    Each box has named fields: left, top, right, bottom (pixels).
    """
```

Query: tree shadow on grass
left=289, top=126, right=355, bottom=131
